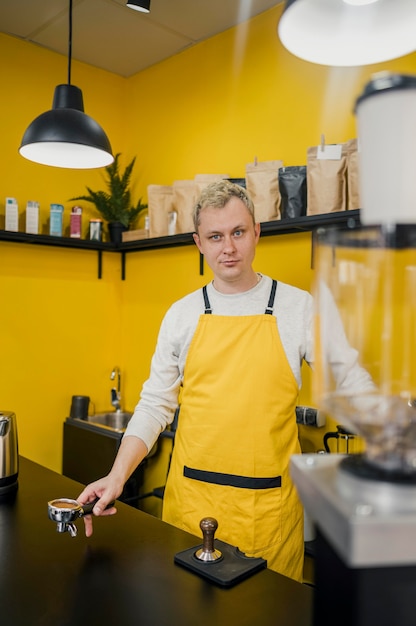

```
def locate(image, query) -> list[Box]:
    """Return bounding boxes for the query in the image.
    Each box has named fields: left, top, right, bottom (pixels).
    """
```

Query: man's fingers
left=83, top=515, right=94, bottom=538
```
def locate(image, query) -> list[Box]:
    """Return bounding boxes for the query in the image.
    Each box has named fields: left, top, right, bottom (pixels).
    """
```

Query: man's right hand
left=77, top=477, right=121, bottom=537
left=76, top=434, right=149, bottom=537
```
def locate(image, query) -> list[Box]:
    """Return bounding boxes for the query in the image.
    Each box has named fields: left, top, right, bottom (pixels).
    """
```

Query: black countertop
left=0, top=458, right=312, bottom=626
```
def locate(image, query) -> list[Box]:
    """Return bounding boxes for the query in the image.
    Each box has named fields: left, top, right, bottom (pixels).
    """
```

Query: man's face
left=193, top=196, right=260, bottom=291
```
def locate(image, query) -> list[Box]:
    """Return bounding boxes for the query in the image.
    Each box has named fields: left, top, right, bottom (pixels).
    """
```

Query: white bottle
left=26, top=201, right=39, bottom=234
left=5, top=197, right=19, bottom=232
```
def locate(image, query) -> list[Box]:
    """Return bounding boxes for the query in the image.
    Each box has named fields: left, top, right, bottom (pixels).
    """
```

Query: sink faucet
left=110, top=366, right=121, bottom=412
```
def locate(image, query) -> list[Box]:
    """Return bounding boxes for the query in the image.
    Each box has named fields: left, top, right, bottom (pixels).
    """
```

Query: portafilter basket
left=47, top=498, right=99, bottom=537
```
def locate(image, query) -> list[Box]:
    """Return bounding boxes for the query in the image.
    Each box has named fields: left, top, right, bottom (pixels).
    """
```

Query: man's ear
left=193, top=232, right=203, bottom=253
left=255, top=222, right=261, bottom=242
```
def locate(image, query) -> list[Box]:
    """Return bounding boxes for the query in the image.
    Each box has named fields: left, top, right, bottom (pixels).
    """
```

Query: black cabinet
left=62, top=419, right=145, bottom=508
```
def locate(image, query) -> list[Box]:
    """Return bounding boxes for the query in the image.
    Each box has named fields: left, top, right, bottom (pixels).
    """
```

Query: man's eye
left=234, top=230, right=243, bottom=237
left=210, top=234, right=221, bottom=241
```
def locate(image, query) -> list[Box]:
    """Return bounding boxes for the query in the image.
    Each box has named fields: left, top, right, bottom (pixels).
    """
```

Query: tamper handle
left=195, top=517, right=222, bottom=562
left=200, top=517, right=218, bottom=552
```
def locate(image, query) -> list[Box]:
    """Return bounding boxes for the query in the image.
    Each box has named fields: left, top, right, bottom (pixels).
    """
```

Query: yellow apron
left=162, top=281, right=304, bottom=581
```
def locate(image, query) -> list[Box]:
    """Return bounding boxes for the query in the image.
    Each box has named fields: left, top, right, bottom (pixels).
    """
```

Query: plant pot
left=108, top=221, right=128, bottom=246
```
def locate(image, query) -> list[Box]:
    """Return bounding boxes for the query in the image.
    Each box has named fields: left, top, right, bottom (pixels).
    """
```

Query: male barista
left=78, top=180, right=373, bottom=582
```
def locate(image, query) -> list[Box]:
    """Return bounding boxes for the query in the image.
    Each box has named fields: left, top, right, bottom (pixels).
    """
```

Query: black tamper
left=195, top=517, right=223, bottom=562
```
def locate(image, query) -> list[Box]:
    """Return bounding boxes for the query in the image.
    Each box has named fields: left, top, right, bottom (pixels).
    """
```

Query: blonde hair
left=193, top=180, right=255, bottom=232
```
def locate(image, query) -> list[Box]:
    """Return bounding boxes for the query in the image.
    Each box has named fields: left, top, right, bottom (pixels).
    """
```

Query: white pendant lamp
left=126, top=0, right=151, bottom=12
left=19, top=0, right=113, bottom=169
left=278, top=0, right=416, bottom=67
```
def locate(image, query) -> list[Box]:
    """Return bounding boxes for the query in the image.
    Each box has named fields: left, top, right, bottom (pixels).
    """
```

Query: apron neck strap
left=265, top=280, right=277, bottom=315
left=202, top=285, right=212, bottom=314
left=202, top=279, right=278, bottom=315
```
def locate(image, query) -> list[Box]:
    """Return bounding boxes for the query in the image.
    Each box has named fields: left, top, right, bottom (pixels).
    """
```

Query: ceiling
left=0, top=0, right=281, bottom=77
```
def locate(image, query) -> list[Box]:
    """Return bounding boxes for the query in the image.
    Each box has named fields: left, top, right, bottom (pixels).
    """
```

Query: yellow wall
left=123, top=5, right=416, bottom=181
left=1, top=5, right=416, bottom=475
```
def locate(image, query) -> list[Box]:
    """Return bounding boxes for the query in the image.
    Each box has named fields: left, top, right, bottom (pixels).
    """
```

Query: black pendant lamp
left=19, top=0, right=113, bottom=169
left=278, top=0, right=416, bottom=67
left=126, top=0, right=151, bottom=12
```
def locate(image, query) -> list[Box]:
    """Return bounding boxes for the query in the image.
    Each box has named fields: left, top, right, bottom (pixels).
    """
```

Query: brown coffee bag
left=172, top=180, right=198, bottom=234
left=306, top=144, right=347, bottom=216
left=346, top=138, right=361, bottom=211
left=245, top=160, right=284, bottom=222
left=194, top=174, right=230, bottom=198
left=147, top=184, right=175, bottom=238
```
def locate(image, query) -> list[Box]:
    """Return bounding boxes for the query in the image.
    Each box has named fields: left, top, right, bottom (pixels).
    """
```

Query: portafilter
left=47, top=498, right=112, bottom=537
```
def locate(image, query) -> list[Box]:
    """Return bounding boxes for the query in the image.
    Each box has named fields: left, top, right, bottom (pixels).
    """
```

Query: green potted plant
left=71, top=153, right=147, bottom=245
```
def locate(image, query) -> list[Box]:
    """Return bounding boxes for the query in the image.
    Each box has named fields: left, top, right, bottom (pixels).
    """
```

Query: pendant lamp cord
left=67, top=0, right=73, bottom=85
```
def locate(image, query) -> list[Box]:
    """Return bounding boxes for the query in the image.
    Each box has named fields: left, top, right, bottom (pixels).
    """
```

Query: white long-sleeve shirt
left=124, top=274, right=373, bottom=452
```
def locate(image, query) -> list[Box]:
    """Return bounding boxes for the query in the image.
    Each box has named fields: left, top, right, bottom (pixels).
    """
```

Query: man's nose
left=222, top=235, right=236, bottom=252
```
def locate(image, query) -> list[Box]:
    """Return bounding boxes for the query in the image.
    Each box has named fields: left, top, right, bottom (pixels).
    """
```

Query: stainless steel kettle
left=0, top=411, right=19, bottom=495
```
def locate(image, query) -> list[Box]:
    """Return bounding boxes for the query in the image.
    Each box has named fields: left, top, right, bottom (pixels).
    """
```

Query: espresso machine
left=291, top=73, right=416, bottom=626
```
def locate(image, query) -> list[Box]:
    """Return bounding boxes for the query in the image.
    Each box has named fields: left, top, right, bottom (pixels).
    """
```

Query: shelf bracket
left=97, top=250, right=102, bottom=279
left=199, top=252, right=204, bottom=276
left=121, top=251, right=126, bottom=280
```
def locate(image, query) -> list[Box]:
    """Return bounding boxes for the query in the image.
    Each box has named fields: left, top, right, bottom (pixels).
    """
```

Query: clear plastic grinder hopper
left=315, top=73, right=416, bottom=480
left=314, top=224, right=416, bottom=478
left=290, top=73, right=416, bottom=626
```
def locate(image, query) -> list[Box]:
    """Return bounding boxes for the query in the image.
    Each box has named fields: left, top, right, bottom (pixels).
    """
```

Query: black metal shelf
left=120, top=209, right=361, bottom=252
left=0, top=230, right=113, bottom=251
left=259, top=208, right=360, bottom=237
left=119, top=210, right=360, bottom=278
left=0, top=209, right=361, bottom=279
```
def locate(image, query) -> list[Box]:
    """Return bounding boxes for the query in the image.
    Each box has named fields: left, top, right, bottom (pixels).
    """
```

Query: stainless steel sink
left=84, top=411, right=132, bottom=432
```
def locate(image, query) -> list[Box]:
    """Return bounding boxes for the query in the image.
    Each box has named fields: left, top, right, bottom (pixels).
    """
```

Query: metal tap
left=110, top=366, right=121, bottom=411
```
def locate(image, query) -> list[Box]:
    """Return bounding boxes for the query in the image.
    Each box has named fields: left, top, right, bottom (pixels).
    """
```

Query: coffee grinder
left=291, top=73, right=416, bottom=626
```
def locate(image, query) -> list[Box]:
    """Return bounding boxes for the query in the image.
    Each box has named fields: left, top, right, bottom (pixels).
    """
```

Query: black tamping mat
left=174, top=539, right=267, bottom=587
